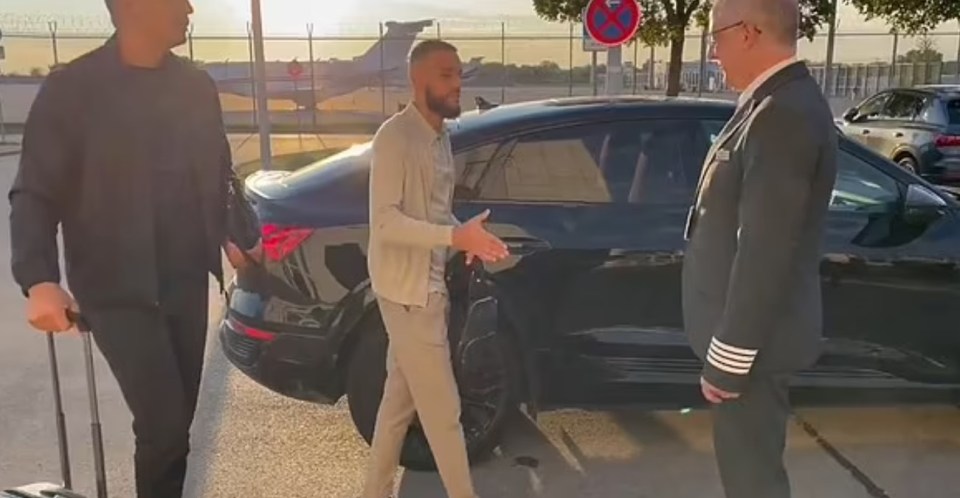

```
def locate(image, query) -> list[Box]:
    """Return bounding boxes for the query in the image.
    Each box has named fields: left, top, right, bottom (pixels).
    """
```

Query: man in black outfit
left=9, top=0, right=261, bottom=497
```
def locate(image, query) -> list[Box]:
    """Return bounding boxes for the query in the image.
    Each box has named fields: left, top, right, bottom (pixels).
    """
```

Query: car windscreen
left=947, top=99, right=960, bottom=124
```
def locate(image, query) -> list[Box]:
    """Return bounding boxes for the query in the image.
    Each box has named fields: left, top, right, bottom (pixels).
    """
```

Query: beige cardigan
left=367, top=104, right=460, bottom=307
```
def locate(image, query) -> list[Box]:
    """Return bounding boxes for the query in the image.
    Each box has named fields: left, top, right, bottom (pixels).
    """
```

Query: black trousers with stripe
left=85, top=282, right=209, bottom=498
left=711, top=374, right=792, bottom=498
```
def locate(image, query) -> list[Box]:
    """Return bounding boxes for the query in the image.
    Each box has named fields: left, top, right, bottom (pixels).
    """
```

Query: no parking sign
left=584, top=0, right=643, bottom=47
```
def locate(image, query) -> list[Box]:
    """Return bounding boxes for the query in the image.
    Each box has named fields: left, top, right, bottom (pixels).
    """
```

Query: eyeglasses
left=708, top=20, right=745, bottom=48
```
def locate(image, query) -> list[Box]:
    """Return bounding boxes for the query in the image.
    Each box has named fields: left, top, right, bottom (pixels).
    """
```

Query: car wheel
left=345, top=309, right=519, bottom=472
left=895, top=154, right=918, bottom=173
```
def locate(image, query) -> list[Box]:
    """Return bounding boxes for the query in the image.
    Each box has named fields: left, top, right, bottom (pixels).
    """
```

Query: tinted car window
left=602, top=119, right=725, bottom=205
left=881, top=92, right=924, bottom=120
left=947, top=99, right=960, bottom=124
left=467, top=124, right=614, bottom=204
left=456, top=120, right=726, bottom=205
left=830, top=150, right=900, bottom=212
left=856, top=93, right=890, bottom=119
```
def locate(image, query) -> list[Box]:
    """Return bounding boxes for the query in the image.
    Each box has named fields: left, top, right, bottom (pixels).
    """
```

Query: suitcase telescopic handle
left=47, top=309, right=108, bottom=498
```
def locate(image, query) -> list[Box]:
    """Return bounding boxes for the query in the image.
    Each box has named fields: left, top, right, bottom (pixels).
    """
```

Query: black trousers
left=85, top=283, right=209, bottom=498
left=711, top=374, right=792, bottom=498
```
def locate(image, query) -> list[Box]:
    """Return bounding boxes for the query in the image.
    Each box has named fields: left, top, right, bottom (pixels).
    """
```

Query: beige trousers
left=360, top=292, right=478, bottom=498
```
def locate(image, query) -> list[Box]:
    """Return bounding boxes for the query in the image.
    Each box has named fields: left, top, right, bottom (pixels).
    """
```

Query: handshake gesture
left=452, top=209, right=509, bottom=264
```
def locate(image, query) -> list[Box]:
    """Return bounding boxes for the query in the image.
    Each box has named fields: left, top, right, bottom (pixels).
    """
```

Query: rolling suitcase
left=2, top=311, right=108, bottom=498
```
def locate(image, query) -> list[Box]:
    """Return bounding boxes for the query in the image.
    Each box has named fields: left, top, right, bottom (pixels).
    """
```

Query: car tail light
left=261, top=223, right=313, bottom=262
left=935, top=135, right=960, bottom=149
left=227, top=316, right=276, bottom=342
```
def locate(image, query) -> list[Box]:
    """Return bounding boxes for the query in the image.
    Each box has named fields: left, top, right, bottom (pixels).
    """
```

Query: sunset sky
left=2, top=0, right=958, bottom=73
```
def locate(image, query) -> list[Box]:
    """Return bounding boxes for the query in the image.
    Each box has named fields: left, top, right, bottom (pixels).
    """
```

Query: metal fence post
left=698, top=27, right=707, bottom=97
left=437, top=22, right=441, bottom=39
left=379, top=22, right=386, bottom=117
left=247, top=23, right=256, bottom=109
left=648, top=44, right=655, bottom=90
left=48, top=21, right=59, bottom=66
left=308, top=23, right=317, bottom=131
left=889, top=31, right=899, bottom=88
left=823, top=0, right=838, bottom=97
left=955, top=23, right=960, bottom=82
left=188, top=24, right=194, bottom=61
left=501, top=22, right=506, bottom=103
left=568, top=23, right=574, bottom=97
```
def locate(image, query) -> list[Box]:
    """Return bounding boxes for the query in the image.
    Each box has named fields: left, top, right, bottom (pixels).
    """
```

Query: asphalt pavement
left=1, top=152, right=959, bottom=498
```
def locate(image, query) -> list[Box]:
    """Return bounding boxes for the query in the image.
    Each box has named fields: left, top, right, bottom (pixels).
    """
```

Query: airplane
left=202, top=19, right=484, bottom=110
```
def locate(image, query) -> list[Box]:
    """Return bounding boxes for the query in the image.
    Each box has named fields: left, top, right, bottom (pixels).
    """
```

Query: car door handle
left=502, top=237, right=550, bottom=255
left=861, top=129, right=871, bottom=135
left=894, top=132, right=904, bottom=138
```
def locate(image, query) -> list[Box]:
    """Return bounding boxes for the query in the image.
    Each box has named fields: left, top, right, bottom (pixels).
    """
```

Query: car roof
left=448, top=95, right=737, bottom=146
left=898, top=85, right=960, bottom=98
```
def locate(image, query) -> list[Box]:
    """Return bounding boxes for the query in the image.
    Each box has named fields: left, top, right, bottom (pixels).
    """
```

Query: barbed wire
left=0, top=14, right=114, bottom=35
left=1, top=13, right=959, bottom=39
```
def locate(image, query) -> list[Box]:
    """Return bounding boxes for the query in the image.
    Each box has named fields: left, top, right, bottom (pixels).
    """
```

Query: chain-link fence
left=1, top=19, right=959, bottom=133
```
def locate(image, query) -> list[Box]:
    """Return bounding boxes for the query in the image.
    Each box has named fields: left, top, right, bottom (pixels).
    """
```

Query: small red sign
left=287, top=59, right=304, bottom=79
left=585, top=0, right=642, bottom=47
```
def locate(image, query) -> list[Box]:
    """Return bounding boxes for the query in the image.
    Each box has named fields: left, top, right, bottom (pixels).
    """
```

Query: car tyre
left=895, top=154, right=918, bottom=173
left=345, top=309, right=519, bottom=472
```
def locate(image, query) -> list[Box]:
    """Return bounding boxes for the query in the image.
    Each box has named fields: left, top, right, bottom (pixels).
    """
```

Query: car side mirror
left=843, top=107, right=860, bottom=122
left=901, top=183, right=947, bottom=225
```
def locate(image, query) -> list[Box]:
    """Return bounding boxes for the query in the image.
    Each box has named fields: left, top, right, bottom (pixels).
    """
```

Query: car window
left=880, top=92, right=924, bottom=121
left=602, top=119, right=724, bottom=205
left=830, top=150, right=901, bottom=212
left=454, top=120, right=726, bottom=205
left=462, top=124, right=614, bottom=204
left=947, top=99, right=960, bottom=125
left=918, top=97, right=948, bottom=125
left=856, top=93, right=890, bottom=119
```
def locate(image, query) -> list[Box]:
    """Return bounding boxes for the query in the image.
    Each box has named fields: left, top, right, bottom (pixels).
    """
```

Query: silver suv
left=838, top=85, right=960, bottom=184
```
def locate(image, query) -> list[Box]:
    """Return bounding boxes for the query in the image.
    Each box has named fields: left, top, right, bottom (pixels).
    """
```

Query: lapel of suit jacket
left=694, top=61, right=812, bottom=200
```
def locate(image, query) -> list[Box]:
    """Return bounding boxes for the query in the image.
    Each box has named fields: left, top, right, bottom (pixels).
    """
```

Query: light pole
left=251, top=0, right=272, bottom=169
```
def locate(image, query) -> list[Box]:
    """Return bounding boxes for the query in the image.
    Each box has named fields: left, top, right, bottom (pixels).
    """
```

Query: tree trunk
left=666, top=34, right=685, bottom=96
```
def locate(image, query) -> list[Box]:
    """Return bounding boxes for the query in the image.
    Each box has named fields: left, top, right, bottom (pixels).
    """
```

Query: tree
left=898, top=35, right=943, bottom=63
left=533, top=0, right=960, bottom=97
left=532, top=0, right=834, bottom=96
left=847, top=0, right=960, bottom=35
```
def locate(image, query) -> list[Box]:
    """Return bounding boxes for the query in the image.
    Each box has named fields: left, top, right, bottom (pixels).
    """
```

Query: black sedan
left=220, top=96, right=960, bottom=471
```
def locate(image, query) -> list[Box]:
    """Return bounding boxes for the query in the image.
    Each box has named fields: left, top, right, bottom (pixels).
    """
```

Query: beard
left=425, top=87, right=461, bottom=119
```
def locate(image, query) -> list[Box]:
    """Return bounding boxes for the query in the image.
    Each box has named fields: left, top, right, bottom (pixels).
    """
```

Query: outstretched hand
left=453, top=210, right=509, bottom=264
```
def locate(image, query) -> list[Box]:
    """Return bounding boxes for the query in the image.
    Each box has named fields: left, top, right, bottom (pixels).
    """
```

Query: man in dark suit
left=682, top=0, right=838, bottom=496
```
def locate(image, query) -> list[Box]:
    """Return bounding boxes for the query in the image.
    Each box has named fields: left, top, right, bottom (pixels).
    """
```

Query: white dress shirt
left=737, top=56, right=797, bottom=107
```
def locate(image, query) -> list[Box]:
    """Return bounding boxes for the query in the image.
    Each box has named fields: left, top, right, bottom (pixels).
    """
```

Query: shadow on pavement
left=396, top=409, right=715, bottom=498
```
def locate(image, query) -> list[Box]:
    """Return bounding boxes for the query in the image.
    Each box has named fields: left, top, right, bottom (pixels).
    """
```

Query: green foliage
left=531, top=0, right=836, bottom=47
left=848, top=0, right=960, bottom=35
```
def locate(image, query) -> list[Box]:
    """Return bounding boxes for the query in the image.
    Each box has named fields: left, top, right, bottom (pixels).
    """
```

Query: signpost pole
left=606, top=45, right=622, bottom=95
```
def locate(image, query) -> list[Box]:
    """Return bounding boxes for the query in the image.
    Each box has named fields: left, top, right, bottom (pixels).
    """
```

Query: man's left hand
left=701, top=376, right=740, bottom=404
left=225, top=240, right=263, bottom=269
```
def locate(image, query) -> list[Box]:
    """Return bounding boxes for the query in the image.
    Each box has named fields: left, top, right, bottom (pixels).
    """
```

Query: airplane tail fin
left=354, top=19, right=434, bottom=73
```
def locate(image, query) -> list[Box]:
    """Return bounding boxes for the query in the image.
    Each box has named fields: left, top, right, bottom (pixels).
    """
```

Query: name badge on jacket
left=716, top=149, right=731, bottom=162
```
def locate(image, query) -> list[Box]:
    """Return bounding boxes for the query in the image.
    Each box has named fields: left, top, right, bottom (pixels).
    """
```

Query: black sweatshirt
left=9, top=38, right=240, bottom=308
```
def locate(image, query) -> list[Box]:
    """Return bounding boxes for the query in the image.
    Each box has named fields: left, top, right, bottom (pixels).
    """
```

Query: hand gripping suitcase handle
left=65, top=310, right=90, bottom=333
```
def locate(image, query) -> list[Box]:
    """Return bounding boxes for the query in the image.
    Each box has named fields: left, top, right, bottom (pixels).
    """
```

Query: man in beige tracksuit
left=361, top=39, right=509, bottom=498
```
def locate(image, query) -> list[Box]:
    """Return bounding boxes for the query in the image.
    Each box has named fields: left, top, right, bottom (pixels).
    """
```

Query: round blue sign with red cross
left=585, top=0, right=643, bottom=47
